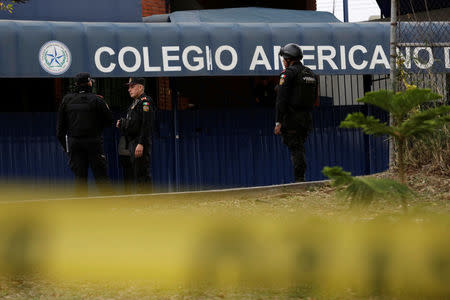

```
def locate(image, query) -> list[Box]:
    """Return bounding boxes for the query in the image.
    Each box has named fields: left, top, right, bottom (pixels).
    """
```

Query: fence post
left=170, top=78, right=181, bottom=192
left=389, top=0, right=398, bottom=168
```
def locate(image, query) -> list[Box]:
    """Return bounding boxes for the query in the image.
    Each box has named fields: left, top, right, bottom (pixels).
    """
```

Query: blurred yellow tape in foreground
left=0, top=202, right=450, bottom=297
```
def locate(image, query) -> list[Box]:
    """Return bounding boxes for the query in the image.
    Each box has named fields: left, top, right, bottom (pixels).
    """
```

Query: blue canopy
left=0, top=20, right=448, bottom=78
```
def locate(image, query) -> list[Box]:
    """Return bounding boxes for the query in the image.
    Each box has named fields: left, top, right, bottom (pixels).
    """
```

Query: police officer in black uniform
left=274, top=43, right=314, bottom=182
left=57, top=72, right=113, bottom=195
left=116, top=77, right=154, bottom=193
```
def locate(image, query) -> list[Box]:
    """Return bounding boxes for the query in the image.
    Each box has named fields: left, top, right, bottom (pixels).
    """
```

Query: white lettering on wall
left=206, top=46, right=213, bottom=71
left=91, top=44, right=450, bottom=74
left=118, top=47, right=141, bottom=72
left=348, top=45, right=368, bottom=70
left=413, top=47, right=434, bottom=69
left=397, top=47, right=412, bottom=69
left=249, top=46, right=272, bottom=70
left=300, top=46, right=316, bottom=70
left=317, top=45, right=338, bottom=70
left=142, top=47, right=161, bottom=72
left=162, top=46, right=181, bottom=71
left=215, top=45, right=238, bottom=71
left=370, top=45, right=390, bottom=69
left=340, top=45, right=347, bottom=70
left=445, top=47, right=450, bottom=69
left=182, top=46, right=204, bottom=71
left=273, top=46, right=282, bottom=70
left=95, top=47, right=116, bottom=73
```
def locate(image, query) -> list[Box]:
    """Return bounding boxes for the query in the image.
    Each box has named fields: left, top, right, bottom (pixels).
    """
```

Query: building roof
left=143, top=7, right=341, bottom=23
left=0, top=0, right=141, bottom=22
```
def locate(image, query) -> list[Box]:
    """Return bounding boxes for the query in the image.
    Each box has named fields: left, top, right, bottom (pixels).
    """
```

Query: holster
left=118, top=135, right=130, bottom=156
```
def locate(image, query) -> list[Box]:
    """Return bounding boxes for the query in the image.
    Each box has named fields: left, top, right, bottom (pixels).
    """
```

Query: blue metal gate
left=0, top=104, right=388, bottom=193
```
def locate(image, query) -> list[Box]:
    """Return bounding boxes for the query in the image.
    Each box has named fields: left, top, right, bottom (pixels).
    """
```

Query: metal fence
left=395, top=0, right=449, bottom=101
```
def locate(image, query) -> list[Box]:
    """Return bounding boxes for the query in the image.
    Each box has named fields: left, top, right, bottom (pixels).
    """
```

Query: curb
left=0, top=180, right=331, bottom=204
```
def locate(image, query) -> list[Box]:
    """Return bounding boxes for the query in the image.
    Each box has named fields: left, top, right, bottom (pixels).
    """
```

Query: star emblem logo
left=39, top=41, right=72, bottom=75
left=47, top=46, right=64, bottom=66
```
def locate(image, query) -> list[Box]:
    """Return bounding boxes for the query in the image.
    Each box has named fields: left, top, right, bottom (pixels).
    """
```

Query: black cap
left=126, top=77, right=145, bottom=86
left=75, top=72, right=94, bottom=85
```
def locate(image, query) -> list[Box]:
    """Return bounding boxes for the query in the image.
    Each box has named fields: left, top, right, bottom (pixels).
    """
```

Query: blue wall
left=0, top=106, right=388, bottom=193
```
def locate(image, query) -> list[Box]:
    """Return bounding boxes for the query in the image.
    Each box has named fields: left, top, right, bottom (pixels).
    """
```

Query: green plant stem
left=398, top=137, right=408, bottom=212
left=398, top=137, right=406, bottom=184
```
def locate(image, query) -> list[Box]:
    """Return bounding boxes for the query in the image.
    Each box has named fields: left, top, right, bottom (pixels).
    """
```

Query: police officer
left=274, top=43, right=314, bottom=182
left=57, top=72, right=113, bottom=195
left=116, top=77, right=154, bottom=193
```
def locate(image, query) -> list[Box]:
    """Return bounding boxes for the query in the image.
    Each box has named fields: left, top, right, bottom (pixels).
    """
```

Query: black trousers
left=119, top=154, right=134, bottom=194
left=128, top=139, right=152, bottom=194
left=68, top=137, right=110, bottom=196
left=281, top=128, right=309, bottom=182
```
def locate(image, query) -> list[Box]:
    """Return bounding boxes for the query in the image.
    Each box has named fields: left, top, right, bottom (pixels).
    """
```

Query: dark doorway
left=0, top=77, right=158, bottom=113
left=0, top=78, right=68, bottom=112
left=170, top=0, right=316, bottom=12
left=174, top=76, right=277, bottom=109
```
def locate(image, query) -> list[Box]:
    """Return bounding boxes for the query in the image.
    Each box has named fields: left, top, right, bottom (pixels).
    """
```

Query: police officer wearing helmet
left=57, top=72, right=113, bottom=195
left=274, top=43, right=314, bottom=182
left=116, top=77, right=154, bottom=193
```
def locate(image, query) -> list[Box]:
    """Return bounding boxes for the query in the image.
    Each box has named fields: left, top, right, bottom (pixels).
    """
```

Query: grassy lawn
left=0, top=171, right=449, bottom=299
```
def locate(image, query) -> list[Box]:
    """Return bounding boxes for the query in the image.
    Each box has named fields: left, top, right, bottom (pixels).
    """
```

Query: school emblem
left=39, top=41, right=72, bottom=75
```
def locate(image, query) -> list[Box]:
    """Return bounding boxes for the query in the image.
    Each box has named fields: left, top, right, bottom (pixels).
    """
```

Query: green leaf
left=322, top=166, right=353, bottom=186
left=322, top=166, right=415, bottom=207
left=346, top=177, right=414, bottom=206
left=340, top=112, right=394, bottom=136
left=392, top=88, right=442, bottom=117
left=399, top=105, right=450, bottom=138
left=356, top=90, right=395, bottom=112
left=357, top=89, right=442, bottom=119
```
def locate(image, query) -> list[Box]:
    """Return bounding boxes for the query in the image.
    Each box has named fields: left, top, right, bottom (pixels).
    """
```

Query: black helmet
left=279, top=43, right=303, bottom=60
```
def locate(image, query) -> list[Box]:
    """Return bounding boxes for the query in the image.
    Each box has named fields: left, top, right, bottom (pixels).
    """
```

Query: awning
left=0, top=20, right=448, bottom=78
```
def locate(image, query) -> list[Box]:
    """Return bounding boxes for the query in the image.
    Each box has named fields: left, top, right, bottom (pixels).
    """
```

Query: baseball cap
left=75, top=72, right=94, bottom=85
left=126, top=77, right=145, bottom=86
